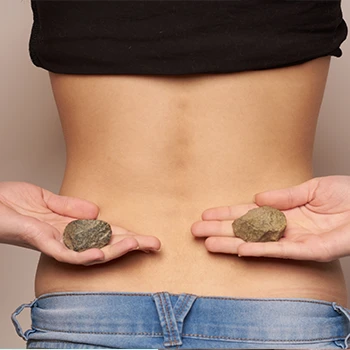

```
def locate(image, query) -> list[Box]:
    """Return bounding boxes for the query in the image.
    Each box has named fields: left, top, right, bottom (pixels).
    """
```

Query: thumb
left=254, top=178, right=318, bottom=210
left=43, top=190, right=100, bottom=219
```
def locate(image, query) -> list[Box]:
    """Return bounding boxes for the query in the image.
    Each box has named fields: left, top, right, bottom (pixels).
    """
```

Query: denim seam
left=29, top=328, right=344, bottom=343
left=27, top=339, right=116, bottom=349
left=32, top=327, right=163, bottom=336
left=174, top=294, right=190, bottom=320
left=35, top=292, right=335, bottom=307
left=160, top=293, right=177, bottom=346
left=197, top=297, right=333, bottom=306
left=174, top=294, right=189, bottom=337
left=37, top=292, right=154, bottom=301
left=181, top=333, right=345, bottom=342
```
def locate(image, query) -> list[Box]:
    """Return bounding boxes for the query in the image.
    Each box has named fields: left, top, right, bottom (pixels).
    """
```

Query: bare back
left=34, top=57, right=347, bottom=305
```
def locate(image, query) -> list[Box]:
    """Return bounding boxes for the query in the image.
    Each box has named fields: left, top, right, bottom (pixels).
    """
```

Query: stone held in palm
left=63, top=219, right=112, bottom=252
left=232, top=206, right=287, bottom=242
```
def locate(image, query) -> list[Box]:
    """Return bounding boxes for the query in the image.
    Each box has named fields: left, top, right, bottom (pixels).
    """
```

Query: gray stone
left=63, top=219, right=112, bottom=252
left=232, top=206, right=286, bottom=242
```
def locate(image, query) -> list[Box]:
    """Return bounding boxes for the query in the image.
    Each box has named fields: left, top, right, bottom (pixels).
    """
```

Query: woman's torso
left=34, top=56, right=347, bottom=306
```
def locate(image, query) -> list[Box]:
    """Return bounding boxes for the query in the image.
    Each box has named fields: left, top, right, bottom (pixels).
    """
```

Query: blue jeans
left=12, top=291, right=350, bottom=349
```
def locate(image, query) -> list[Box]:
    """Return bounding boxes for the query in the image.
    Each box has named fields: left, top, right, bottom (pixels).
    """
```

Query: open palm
left=0, top=182, right=160, bottom=265
left=191, top=176, right=350, bottom=262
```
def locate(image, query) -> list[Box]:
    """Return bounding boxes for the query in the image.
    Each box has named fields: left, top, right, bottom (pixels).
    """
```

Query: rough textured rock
left=63, top=219, right=112, bottom=252
left=232, top=206, right=287, bottom=242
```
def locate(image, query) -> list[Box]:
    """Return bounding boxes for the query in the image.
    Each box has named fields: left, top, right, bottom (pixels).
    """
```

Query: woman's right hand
left=192, top=176, right=350, bottom=262
left=0, top=182, right=161, bottom=265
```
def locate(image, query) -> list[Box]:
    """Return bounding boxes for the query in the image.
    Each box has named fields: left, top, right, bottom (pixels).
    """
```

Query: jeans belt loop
left=11, top=300, right=37, bottom=341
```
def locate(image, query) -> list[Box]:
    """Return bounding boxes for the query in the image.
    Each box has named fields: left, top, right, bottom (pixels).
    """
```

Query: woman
left=10, top=0, right=350, bottom=348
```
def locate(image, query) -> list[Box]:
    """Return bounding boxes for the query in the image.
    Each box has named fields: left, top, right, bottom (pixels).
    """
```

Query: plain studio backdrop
left=1, top=1, right=350, bottom=348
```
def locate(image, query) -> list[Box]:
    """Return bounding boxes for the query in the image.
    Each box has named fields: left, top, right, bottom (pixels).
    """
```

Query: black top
left=29, top=0, right=348, bottom=75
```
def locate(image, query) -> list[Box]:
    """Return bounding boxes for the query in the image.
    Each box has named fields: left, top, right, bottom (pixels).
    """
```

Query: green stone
left=232, top=206, right=287, bottom=242
left=63, top=219, right=112, bottom=252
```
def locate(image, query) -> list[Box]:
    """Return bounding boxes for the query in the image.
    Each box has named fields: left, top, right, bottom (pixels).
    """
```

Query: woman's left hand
left=191, top=176, right=350, bottom=262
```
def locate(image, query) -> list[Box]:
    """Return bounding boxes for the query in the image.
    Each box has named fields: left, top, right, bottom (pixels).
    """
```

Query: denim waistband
left=12, top=291, right=350, bottom=348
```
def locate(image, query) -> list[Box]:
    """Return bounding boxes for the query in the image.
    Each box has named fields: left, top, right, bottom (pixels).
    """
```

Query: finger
left=28, top=216, right=161, bottom=265
left=22, top=218, right=110, bottom=265
left=93, top=237, right=140, bottom=263
left=132, top=235, right=162, bottom=252
left=35, top=231, right=142, bottom=266
left=43, top=190, right=99, bottom=219
left=90, top=235, right=161, bottom=265
left=109, top=225, right=161, bottom=251
left=205, top=236, right=246, bottom=254
left=191, top=220, right=234, bottom=237
left=108, top=234, right=161, bottom=253
left=55, top=247, right=106, bottom=265
left=236, top=239, right=323, bottom=261
left=201, top=204, right=257, bottom=221
left=58, top=231, right=161, bottom=265
left=254, top=178, right=318, bottom=210
left=34, top=232, right=106, bottom=265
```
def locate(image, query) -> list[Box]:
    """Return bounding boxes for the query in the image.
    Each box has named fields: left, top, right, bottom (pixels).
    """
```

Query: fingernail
left=85, top=260, right=102, bottom=266
left=143, top=248, right=161, bottom=254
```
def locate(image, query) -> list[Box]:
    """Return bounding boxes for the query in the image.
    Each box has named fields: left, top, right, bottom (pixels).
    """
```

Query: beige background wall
left=1, top=1, right=350, bottom=348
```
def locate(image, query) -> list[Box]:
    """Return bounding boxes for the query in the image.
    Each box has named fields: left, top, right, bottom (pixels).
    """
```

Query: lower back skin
left=34, top=56, right=347, bottom=306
